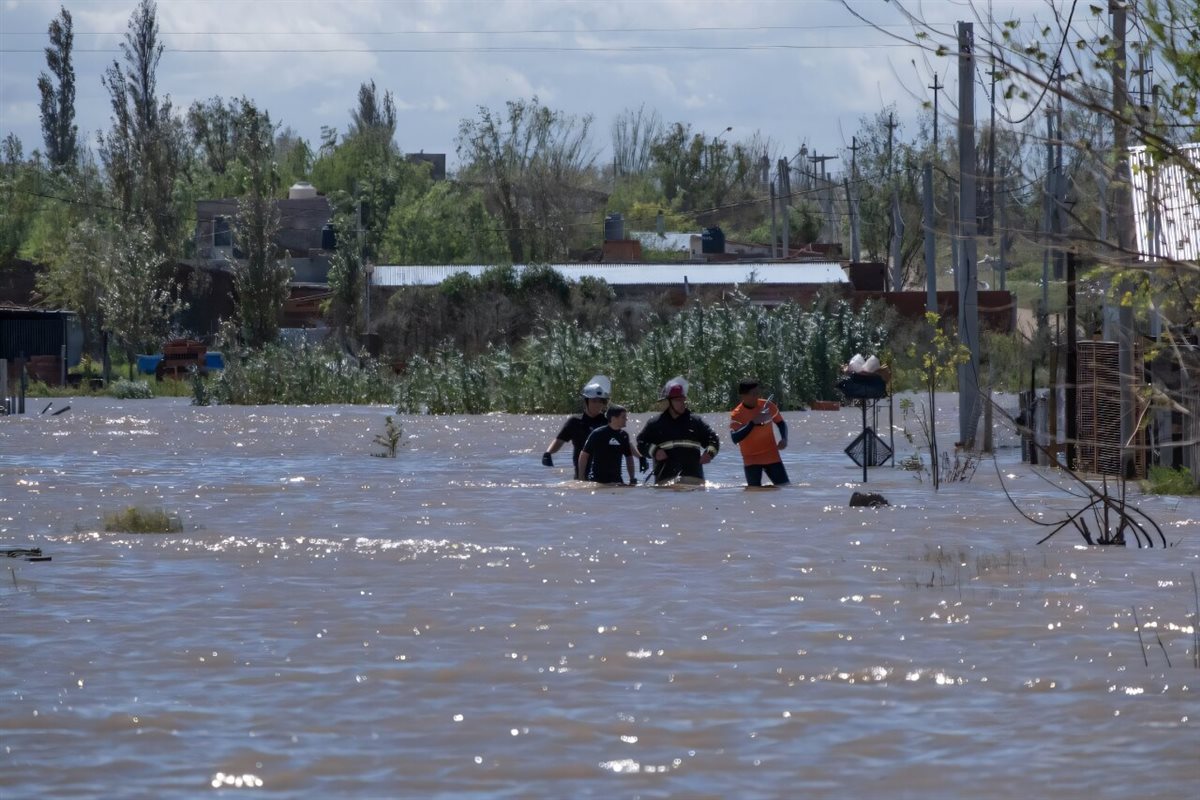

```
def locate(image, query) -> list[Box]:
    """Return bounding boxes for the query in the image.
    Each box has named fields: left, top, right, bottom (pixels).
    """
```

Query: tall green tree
left=310, top=80, right=413, bottom=261
left=37, top=219, right=115, bottom=356
left=98, top=0, right=187, bottom=256
left=456, top=96, right=598, bottom=262
left=648, top=122, right=753, bottom=213
left=380, top=180, right=507, bottom=265
left=101, top=225, right=182, bottom=375
left=0, top=136, right=41, bottom=263
left=230, top=100, right=290, bottom=348
left=37, top=6, right=77, bottom=170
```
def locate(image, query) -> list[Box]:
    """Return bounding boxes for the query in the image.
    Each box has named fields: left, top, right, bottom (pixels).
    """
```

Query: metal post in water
left=957, top=21, right=982, bottom=449
left=923, top=162, right=937, bottom=314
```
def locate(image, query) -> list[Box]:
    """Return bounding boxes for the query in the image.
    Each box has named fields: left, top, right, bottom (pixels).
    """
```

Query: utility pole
left=1111, top=0, right=1136, bottom=478
left=809, top=153, right=838, bottom=243
left=929, top=74, right=942, bottom=150
left=998, top=177, right=1008, bottom=291
left=984, top=8, right=997, bottom=238
left=957, top=20, right=982, bottom=449
left=923, top=161, right=937, bottom=313
left=777, top=158, right=791, bottom=258
left=769, top=180, right=779, bottom=259
left=885, top=112, right=903, bottom=291
left=848, top=137, right=862, bottom=261
left=1041, top=108, right=1054, bottom=332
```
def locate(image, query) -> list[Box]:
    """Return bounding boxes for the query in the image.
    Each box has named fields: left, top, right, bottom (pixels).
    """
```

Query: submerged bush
left=110, top=379, right=154, bottom=399
left=103, top=506, right=183, bottom=533
left=207, top=342, right=396, bottom=405
left=1142, top=466, right=1200, bottom=496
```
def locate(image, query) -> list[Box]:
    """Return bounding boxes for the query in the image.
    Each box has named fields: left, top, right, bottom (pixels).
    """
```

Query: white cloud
left=0, top=0, right=1060, bottom=172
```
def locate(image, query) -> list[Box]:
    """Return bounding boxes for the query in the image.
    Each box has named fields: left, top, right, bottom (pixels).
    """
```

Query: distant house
left=188, top=182, right=337, bottom=332
left=406, top=153, right=447, bottom=181
left=0, top=304, right=82, bottom=386
left=193, top=182, right=336, bottom=283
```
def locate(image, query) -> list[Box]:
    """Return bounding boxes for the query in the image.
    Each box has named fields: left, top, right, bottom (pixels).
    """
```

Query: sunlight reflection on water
left=0, top=397, right=1196, bottom=799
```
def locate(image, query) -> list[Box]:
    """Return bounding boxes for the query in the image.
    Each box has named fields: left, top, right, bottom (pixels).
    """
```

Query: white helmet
left=581, top=374, right=612, bottom=400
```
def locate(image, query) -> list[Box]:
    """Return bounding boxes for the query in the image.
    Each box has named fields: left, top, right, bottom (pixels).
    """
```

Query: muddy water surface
left=1, top=397, right=1196, bottom=799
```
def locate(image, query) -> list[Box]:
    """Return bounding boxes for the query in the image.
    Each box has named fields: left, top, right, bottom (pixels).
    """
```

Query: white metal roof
left=1130, top=143, right=1199, bottom=262
left=371, top=262, right=847, bottom=287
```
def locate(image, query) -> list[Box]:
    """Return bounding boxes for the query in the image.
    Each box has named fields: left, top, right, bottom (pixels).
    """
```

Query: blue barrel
left=136, top=354, right=162, bottom=375
left=205, top=352, right=225, bottom=370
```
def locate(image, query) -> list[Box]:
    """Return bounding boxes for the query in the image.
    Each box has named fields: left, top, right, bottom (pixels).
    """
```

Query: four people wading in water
left=542, top=374, right=790, bottom=488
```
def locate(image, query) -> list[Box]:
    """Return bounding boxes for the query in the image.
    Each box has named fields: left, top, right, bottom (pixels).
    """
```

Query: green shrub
left=103, top=506, right=183, bottom=533
left=1142, top=466, right=1200, bottom=496
left=110, top=379, right=154, bottom=399
left=210, top=341, right=396, bottom=405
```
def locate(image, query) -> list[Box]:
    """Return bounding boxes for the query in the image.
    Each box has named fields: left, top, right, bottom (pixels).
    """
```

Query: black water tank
left=701, top=226, right=725, bottom=254
left=321, top=223, right=337, bottom=250
left=604, top=213, right=624, bottom=242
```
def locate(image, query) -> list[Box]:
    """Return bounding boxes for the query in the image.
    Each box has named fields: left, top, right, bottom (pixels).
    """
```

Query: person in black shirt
left=578, top=405, right=637, bottom=485
left=636, top=377, right=720, bottom=483
left=541, top=375, right=610, bottom=478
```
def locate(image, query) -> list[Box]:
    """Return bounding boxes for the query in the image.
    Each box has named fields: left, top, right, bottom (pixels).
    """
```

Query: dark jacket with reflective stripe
left=636, top=409, right=720, bottom=482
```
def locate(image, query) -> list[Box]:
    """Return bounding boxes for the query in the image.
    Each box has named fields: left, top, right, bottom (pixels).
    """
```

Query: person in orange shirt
left=729, top=378, right=790, bottom=487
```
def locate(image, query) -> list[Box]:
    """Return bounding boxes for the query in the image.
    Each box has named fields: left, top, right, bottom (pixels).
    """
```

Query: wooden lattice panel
left=1076, top=340, right=1145, bottom=477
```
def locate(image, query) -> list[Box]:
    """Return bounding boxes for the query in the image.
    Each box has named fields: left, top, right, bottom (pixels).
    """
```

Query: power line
left=1, top=43, right=918, bottom=54
left=1, top=23, right=939, bottom=37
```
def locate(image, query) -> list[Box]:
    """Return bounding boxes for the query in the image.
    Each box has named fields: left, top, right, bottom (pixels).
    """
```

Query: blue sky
left=1, top=1, right=1070, bottom=175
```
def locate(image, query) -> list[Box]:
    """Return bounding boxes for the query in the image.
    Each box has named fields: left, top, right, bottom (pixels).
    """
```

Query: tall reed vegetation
left=395, top=295, right=891, bottom=413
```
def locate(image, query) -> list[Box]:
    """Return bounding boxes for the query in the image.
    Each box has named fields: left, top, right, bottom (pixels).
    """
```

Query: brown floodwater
left=1, top=396, right=1196, bottom=799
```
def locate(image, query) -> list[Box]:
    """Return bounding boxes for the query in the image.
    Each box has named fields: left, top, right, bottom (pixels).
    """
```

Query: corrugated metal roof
left=1130, top=143, right=1199, bottom=262
left=371, top=263, right=847, bottom=287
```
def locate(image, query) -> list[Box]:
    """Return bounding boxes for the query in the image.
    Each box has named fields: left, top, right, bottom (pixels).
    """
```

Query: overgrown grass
left=1142, top=466, right=1200, bottom=496
left=103, top=506, right=183, bottom=533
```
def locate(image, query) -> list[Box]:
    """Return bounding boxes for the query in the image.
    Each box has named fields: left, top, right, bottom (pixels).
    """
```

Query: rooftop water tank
left=604, top=213, right=624, bottom=242
left=701, top=226, right=725, bottom=254
left=289, top=181, right=318, bottom=200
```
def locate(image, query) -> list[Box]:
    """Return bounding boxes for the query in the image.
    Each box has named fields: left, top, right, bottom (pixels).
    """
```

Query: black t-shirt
left=581, top=425, right=632, bottom=483
left=556, top=413, right=608, bottom=473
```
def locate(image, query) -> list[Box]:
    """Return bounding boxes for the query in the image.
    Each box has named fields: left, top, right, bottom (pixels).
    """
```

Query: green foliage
left=189, top=367, right=211, bottom=406
left=110, top=378, right=154, bottom=399
left=1142, top=466, right=1200, bottom=496
left=379, top=180, right=507, bottom=265
left=0, top=136, right=42, bottom=263
left=896, top=312, right=972, bottom=490
left=98, top=0, right=189, bottom=257
left=371, top=415, right=404, bottom=457
left=376, top=266, right=614, bottom=360
left=104, top=505, right=182, bottom=533
left=209, top=342, right=395, bottom=405
left=456, top=96, right=599, bottom=262
left=309, top=83, right=420, bottom=262
left=36, top=7, right=77, bottom=170
left=648, top=121, right=754, bottom=213
left=230, top=100, right=291, bottom=348
left=394, top=297, right=890, bottom=414
left=101, top=226, right=183, bottom=366
left=738, top=201, right=823, bottom=247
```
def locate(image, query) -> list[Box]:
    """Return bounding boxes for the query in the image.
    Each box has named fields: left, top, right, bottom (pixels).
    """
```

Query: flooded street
left=1, top=396, right=1196, bottom=798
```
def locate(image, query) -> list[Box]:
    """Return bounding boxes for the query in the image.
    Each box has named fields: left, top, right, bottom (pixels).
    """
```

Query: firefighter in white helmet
left=541, top=375, right=611, bottom=479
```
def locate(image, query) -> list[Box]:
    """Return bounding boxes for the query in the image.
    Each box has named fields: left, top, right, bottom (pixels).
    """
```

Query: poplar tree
left=37, top=6, right=77, bottom=169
